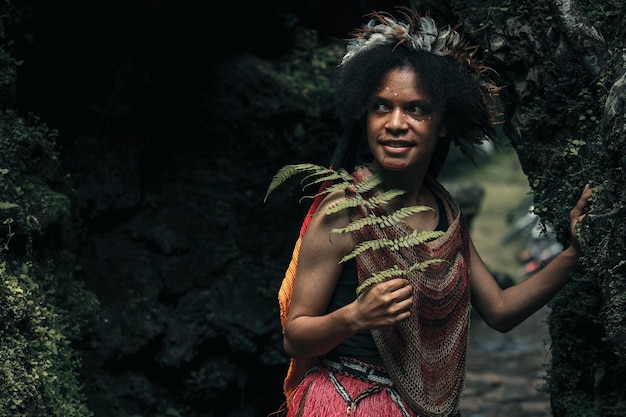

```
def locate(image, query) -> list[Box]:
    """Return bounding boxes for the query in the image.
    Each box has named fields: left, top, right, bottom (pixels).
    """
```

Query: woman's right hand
left=355, top=278, right=413, bottom=329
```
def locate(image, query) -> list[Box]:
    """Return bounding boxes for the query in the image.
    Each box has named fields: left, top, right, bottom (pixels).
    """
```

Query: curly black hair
left=329, top=22, right=500, bottom=176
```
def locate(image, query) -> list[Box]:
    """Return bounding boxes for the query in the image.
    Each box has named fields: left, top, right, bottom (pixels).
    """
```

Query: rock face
left=9, top=0, right=369, bottom=414
left=10, top=1, right=306, bottom=415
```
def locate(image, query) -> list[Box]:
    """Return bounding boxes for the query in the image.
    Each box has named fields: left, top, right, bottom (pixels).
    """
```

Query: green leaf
left=0, top=202, right=20, bottom=210
left=331, top=205, right=433, bottom=234
left=264, top=163, right=328, bottom=202
left=340, top=229, right=444, bottom=263
left=356, top=259, right=445, bottom=294
left=266, top=162, right=447, bottom=291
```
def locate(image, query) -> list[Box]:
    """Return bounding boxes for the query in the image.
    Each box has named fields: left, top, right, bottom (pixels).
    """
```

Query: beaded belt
left=322, top=355, right=394, bottom=386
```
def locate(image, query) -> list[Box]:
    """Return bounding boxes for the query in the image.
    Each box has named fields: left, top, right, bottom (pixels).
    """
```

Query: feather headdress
left=341, top=8, right=501, bottom=99
left=341, top=9, right=485, bottom=74
left=341, top=10, right=462, bottom=65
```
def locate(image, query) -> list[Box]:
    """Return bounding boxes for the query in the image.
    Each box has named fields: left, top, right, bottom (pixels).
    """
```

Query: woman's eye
left=405, top=104, right=434, bottom=121
left=406, top=105, right=427, bottom=116
left=370, top=101, right=432, bottom=120
left=373, top=103, right=391, bottom=113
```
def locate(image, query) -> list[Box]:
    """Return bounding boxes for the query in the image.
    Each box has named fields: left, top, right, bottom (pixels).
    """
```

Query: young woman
left=274, top=8, right=593, bottom=417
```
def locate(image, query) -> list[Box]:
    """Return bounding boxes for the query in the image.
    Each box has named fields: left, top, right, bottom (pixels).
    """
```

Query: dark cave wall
left=7, top=1, right=405, bottom=416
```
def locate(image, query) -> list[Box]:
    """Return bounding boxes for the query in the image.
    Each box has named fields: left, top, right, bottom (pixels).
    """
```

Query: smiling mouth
left=380, top=142, right=414, bottom=157
left=380, top=140, right=414, bottom=152
left=384, top=141, right=413, bottom=148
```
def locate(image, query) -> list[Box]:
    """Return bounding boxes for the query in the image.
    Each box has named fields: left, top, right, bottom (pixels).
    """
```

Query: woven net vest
left=348, top=166, right=471, bottom=417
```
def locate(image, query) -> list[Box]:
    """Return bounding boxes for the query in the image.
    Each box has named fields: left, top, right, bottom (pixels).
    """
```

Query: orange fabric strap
left=278, top=180, right=331, bottom=406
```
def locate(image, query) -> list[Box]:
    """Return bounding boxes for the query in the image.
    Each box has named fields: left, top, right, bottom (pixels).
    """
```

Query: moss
left=448, top=0, right=626, bottom=415
left=0, top=110, right=71, bottom=243
left=0, top=260, right=95, bottom=417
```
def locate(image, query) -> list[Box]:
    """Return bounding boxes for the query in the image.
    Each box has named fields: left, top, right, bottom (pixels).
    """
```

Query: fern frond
left=306, top=168, right=380, bottom=200
left=308, top=169, right=382, bottom=197
left=353, top=173, right=383, bottom=194
left=316, top=180, right=357, bottom=196
left=324, top=194, right=367, bottom=215
left=301, top=168, right=350, bottom=189
left=392, top=229, right=444, bottom=250
left=407, top=258, right=446, bottom=272
left=297, top=194, right=316, bottom=204
left=324, top=188, right=408, bottom=216
left=365, top=189, right=407, bottom=208
left=356, top=266, right=406, bottom=294
left=331, top=206, right=434, bottom=234
left=264, top=163, right=328, bottom=202
left=340, top=229, right=444, bottom=263
left=267, top=162, right=448, bottom=297
left=355, top=259, right=445, bottom=294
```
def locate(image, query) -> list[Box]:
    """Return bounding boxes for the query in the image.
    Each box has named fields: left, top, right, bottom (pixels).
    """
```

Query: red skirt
left=285, top=356, right=418, bottom=417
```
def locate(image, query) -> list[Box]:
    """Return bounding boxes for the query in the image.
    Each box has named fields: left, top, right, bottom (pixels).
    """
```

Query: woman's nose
left=386, top=107, right=408, bottom=130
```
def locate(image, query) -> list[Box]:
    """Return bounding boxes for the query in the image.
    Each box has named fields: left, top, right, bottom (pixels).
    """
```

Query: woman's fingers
left=571, top=184, right=594, bottom=225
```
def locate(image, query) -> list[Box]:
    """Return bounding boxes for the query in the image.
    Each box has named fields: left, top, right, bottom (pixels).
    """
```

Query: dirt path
left=461, top=306, right=553, bottom=417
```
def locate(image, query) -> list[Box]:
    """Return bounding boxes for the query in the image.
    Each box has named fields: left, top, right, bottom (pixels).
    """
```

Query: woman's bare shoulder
left=304, top=189, right=354, bottom=253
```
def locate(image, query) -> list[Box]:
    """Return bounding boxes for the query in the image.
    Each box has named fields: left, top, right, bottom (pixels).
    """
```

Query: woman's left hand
left=569, top=183, right=594, bottom=253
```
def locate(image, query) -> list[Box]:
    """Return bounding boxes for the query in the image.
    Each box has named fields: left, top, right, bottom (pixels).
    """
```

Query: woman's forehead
left=377, top=68, right=428, bottom=100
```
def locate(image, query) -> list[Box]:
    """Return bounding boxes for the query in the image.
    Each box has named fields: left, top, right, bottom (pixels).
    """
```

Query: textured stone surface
left=463, top=307, right=552, bottom=417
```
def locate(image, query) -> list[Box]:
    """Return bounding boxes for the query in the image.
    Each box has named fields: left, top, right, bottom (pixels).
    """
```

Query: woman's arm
left=470, top=184, right=593, bottom=332
left=283, top=191, right=414, bottom=359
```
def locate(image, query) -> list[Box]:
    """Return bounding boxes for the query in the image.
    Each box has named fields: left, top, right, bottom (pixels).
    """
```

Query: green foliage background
left=0, top=111, right=98, bottom=416
left=1, top=6, right=98, bottom=415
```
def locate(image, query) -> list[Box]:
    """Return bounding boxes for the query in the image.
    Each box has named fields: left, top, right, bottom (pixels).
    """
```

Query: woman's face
left=366, top=67, right=447, bottom=173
